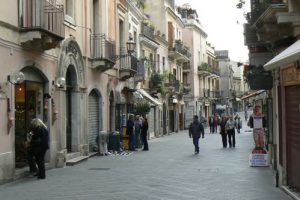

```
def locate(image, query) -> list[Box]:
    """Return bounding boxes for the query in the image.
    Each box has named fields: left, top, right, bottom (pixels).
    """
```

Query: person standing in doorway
left=189, top=115, right=205, bottom=154
left=141, top=115, right=149, bottom=151
left=225, top=116, right=236, bottom=148
left=29, top=118, right=49, bottom=179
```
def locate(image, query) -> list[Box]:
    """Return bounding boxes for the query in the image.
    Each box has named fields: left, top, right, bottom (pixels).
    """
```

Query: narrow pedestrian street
left=0, top=120, right=292, bottom=200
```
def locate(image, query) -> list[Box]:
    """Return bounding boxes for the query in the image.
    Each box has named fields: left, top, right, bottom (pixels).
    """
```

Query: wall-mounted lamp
left=55, top=77, right=66, bottom=88
left=114, top=37, right=136, bottom=60
left=7, top=72, right=25, bottom=84
left=126, top=37, right=136, bottom=56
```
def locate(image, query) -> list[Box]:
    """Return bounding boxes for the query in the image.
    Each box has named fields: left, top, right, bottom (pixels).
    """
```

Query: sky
left=175, top=0, right=250, bottom=62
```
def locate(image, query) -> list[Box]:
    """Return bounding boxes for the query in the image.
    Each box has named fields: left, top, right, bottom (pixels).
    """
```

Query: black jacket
left=30, top=126, right=49, bottom=152
left=189, top=120, right=204, bottom=138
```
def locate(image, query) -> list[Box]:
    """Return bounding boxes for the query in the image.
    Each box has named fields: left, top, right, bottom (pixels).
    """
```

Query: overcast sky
left=175, top=0, right=250, bottom=62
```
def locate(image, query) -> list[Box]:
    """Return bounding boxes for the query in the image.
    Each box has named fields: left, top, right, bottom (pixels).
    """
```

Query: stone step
left=66, top=156, right=89, bottom=166
left=66, top=152, right=81, bottom=161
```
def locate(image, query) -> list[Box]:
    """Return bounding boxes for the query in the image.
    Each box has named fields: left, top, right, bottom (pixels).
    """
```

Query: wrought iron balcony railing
left=203, top=89, right=222, bottom=99
left=247, top=0, right=286, bottom=24
left=168, top=40, right=191, bottom=61
left=90, top=34, right=116, bottom=71
left=19, top=0, right=64, bottom=38
left=141, top=23, right=155, bottom=40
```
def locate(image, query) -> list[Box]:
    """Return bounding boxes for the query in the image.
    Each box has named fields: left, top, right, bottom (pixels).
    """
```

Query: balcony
left=198, top=63, right=220, bottom=78
left=164, top=74, right=176, bottom=92
left=141, top=22, right=155, bottom=40
left=134, top=61, right=145, bottom=83
left=168, top=40, right=191, bottom=62
left=183, top=62, right=191, bottom=73
left=118, top=48, right=138, bottom=80
left=203, top=89, right=222, bottom=99
left=90, top=34, right=116, bottom=71
left=19, top=0, right=64, bottom=50
left=245, top=0, right=290, bottom=43
left=183, top=83, right=191, bottom=94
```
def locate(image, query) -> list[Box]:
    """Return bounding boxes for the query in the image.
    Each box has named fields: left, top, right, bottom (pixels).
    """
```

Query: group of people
left=219, top=115, right=242, bottom=148
left=26, top=118, right=49, bottom=179
left=126, top=114, right=149, bottom=151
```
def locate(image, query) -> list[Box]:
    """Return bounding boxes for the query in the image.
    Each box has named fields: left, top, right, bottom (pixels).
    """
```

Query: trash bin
left=108, top=131, right=120, bottom=152
left=98, top=131, right=108, bottom=155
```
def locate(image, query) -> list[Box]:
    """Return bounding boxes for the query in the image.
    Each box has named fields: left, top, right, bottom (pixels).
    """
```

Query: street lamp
left=126, top=37, right=136, bottom=56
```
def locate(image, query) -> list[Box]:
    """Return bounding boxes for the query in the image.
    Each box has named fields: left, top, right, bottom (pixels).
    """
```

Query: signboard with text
left=249, top=153, right=268, bottom=167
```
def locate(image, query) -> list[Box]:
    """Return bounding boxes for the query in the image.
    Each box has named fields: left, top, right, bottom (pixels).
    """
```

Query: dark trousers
left=193, top=137, right=200, bottom=152
left=221, top=133, right=227, bottom=148
left=128, top=133, right=135, bottom=151
left=35, top=149, right=47, bottom=178
left=210, top=125, right=214, bottom=133
left=141, top=133, right=148, bottom=150
left=27, top=148, right=37, bottom=173
left=227, top=129, right=236, bottom=147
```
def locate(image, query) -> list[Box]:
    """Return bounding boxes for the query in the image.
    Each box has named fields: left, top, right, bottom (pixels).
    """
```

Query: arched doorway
left=57, top=38, right=86, bottom=155
left=14, top=66, right=48, bottom=168
left=109, top=91, right=115, bottom=133
left=65, top=66, right=78, bottom=153
left=88, top=89, right=102, bottom=152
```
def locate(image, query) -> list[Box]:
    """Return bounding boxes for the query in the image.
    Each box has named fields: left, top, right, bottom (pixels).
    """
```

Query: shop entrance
left=15, top=82, right=44, bottom=168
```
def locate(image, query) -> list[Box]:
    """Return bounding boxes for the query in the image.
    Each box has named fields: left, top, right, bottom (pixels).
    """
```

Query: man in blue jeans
left=189, top=115, right=205, bottom=154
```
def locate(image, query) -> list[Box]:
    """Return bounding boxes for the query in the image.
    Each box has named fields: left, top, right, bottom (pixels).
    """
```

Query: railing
left=90, top=34, right=116, bottom=62
left=19, top=0, right=64, bottom=38
left=183, top=62, right=191, bottom=70
left=118, top=47, right=138, bottom=71
left=141, top=23, right=155, bottom=40
left=198, top=63, right=220, bottom=76
left=169, top=40, right=192, bottom=58
left=203, top=89, right=222, bottom=98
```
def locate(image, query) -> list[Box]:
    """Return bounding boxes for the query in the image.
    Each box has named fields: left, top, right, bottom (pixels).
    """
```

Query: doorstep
left=282, top=186, right=300, bottom=200
left=66, top=156, right=89, bottom=166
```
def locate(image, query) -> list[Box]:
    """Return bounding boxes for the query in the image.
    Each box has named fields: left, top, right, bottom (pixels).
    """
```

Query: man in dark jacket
left=189, top=115, right=205, bottom=154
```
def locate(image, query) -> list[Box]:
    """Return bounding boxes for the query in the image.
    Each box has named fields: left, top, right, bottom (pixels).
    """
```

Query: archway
left=14, top=66, right=49, bottom=168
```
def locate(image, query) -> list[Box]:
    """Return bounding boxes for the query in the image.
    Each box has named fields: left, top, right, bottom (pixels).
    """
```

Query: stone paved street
left=0, top=123, right=293, bottom=200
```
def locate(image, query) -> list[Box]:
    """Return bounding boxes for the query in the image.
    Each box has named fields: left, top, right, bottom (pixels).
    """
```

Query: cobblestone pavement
left=0, top=120, right=293, bottom=200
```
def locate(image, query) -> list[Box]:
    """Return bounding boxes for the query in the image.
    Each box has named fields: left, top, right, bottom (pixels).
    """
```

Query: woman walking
left=225, top=116, right=236, bottom=148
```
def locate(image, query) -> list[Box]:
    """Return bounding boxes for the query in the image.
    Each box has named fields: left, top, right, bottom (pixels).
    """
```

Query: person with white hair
left=29, top=118, right=49, bottom=179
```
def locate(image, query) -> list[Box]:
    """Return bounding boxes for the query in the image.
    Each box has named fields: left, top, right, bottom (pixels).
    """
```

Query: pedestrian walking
left=219, top=116, right=228, bottom=148
left=189, top=115, right=205, bottom=154
left=29, top=118, right=49, bottom=179
left=235, top=116, right=242, bottom=133
left=225, top=116, right=236, bottom=148
left=126, top=114, right=136, bottom=151
left=141, top=115, right=149, bottom=151
left=209, top=115, right=214, bottom=133
left=213, top=113, right=220, bottom=133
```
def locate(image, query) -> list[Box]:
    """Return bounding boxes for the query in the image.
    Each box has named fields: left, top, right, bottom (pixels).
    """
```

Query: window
left=66, top=0, right=75, bottom=22
left=162, top=57, right=165, bottom=71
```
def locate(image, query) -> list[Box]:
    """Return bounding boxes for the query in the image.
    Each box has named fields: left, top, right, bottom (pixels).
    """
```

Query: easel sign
left=249, top=153, right=268, bottom=167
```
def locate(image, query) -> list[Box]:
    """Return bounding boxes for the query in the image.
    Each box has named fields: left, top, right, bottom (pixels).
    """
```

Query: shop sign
left=249, top=153, right=268, bottom=167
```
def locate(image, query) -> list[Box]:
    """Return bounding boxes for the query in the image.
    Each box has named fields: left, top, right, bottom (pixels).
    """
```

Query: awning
left=137, top=89, right=162, bottom=106
left=264, top=39, right=300, bottom=71
left=240, top=90, right=265, bottom=100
